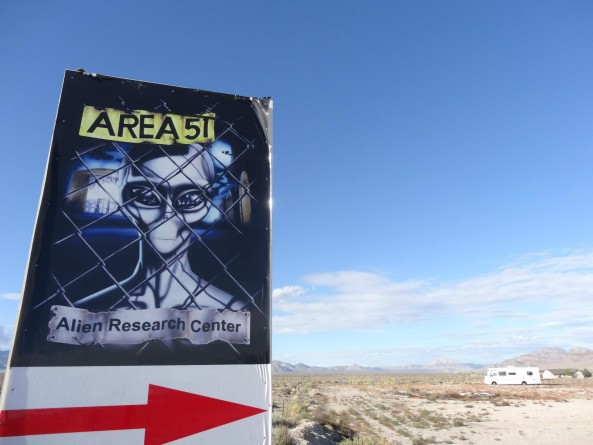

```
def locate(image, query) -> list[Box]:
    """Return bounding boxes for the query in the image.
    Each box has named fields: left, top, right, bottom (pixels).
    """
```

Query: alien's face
left=121, top=150, right=213, bottom=258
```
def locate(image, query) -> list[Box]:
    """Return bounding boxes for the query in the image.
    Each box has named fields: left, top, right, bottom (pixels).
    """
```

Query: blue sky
left=1, top=1, right=593, bottom=366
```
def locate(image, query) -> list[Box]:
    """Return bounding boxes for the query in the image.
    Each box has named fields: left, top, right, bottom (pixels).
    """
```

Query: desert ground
left=272, top=373, right=593, bottom=445
left=2, top=372, right=592, bottom=444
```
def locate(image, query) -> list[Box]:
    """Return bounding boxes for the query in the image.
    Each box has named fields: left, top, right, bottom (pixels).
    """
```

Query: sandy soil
left=328, top=384, right=592, bottom=444
left=468, top=399, right=593, bottom=444
left=273, top=374, right=593, bottom=444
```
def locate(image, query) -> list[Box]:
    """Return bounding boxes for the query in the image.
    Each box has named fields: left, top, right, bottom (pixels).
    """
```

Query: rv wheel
left=491, top=382, right=497, bottom=385
left=522, top=381, right=527, bottom=385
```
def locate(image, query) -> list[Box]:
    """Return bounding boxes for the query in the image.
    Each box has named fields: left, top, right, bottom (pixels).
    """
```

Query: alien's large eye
left=126, top=185, right=161, bottom=207
left=175, top=189, right=206, bottom=212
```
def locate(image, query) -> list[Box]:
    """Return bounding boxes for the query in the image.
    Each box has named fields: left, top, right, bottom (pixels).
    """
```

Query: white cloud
left=0, top=293, right=20, bottom=300
left=272, top=251, right=593, bottom=336
left=0, top=323, right=13, bottom=350
left=272, top=285, right=305, bottom=299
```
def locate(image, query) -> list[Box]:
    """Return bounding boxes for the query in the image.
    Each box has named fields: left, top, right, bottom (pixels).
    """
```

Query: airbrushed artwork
left=11, top=71, right=272, bottom=366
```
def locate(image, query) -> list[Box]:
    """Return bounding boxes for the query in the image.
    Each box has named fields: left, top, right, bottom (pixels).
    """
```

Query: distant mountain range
left=272, top=358, right=484, bottom=374
left=273, top=347, right=593, bottom=374
left=495, top=347, right=593, bottom=370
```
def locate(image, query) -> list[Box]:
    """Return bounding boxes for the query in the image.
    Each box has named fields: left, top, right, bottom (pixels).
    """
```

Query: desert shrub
left=405, top=408, right=449, bottom=430
left=492, top=400, right=510, bottom=407
left=377, top=416, right=392, bottom=428
left=283, top=399, right=310, bottom=424
left=272, top=425, right=294, bottom=445
left=311, top=405, right=355, bottom=438
left=452, top=418, right=465, bottom=427
left=397, top=428, right=412, bottom=437
left=272, top=412, right=295, bottom=429
left=341, top=436, right=387, bottom=445
left=582, top=369, right=592, bottom=378
left=411, top=416, right=430, bottom=429
left=412, top=437, right=437, bottom=445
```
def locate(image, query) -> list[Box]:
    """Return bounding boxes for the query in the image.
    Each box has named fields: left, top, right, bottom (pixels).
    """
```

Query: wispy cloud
left=273, top=251, right=593, bottom=337
left=0, top=293, right=20, bottom=300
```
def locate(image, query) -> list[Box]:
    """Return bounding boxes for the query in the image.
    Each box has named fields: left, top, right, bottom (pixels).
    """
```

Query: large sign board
left=0, top=71, right=272, bottom=444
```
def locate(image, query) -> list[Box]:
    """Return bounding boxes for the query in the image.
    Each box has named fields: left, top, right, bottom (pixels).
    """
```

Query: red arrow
left=0, top=384, right=266, bottom=445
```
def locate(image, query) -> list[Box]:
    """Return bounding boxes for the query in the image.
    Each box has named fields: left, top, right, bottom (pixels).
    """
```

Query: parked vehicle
left=484, top=367, right=541, bottom=385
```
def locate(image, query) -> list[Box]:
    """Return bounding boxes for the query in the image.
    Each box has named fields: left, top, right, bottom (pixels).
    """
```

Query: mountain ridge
left=272, top=359, right=483, bottom=374
left=495, top=347, right=593, bottom=370
left=273, top=347, right=593, bottom=374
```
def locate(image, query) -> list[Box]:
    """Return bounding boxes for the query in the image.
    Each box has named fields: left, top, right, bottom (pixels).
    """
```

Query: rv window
left=509, top=372, right=516, bottom=376
left=527, top=371, right=533, bottom=376
left=489, top=371, right=497, bottom=376
left=499, top=372, right=507, bottom=376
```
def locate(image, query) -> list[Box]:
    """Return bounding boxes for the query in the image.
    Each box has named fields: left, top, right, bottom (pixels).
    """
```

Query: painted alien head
left=120, top=144, right=215, bottom=258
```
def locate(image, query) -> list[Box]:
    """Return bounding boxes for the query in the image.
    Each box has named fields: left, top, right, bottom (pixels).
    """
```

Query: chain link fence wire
left=32, top=105, right=267, bottom=359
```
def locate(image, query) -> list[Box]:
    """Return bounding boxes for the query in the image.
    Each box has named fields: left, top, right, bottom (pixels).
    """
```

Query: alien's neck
left=133, top=242, right=199, bottom=307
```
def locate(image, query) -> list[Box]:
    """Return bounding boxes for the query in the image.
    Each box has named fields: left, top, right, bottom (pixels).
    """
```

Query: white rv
left=484, top=367, right=541, bottom=385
